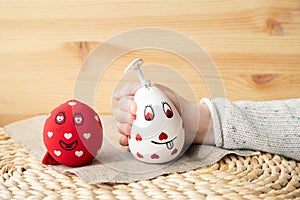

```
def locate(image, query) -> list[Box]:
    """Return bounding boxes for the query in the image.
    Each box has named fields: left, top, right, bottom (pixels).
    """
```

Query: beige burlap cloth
left=4, top=115, right=257, bottom=184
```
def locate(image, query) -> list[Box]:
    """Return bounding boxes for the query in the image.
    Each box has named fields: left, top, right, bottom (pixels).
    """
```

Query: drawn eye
left=73, top=113, right=84, bottom=126
left=162, top=102, right=173, bottom=118
left=55, top=112, right=66, bottom=125
left=144, top=105, right=154, bottom=121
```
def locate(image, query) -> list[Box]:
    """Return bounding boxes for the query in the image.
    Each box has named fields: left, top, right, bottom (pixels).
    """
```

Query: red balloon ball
left=42, top=100, right=103, bottom=167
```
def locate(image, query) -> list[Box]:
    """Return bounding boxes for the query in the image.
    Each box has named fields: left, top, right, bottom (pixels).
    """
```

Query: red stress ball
left=42, top=100, right=103, bottom=167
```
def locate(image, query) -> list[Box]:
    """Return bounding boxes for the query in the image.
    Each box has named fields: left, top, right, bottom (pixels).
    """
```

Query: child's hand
left=113, top=82, right=140, bottom=146
left=113, top=82, right=183, bottom=146
left=113, top=82, right=214, bottom=146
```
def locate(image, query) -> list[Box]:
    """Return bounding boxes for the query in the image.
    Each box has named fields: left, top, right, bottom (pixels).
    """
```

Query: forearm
left=180, top=98, right=215, bottom=145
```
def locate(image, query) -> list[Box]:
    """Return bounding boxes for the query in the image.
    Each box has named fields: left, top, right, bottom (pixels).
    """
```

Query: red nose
left=159, top=132, right=168, bottom=141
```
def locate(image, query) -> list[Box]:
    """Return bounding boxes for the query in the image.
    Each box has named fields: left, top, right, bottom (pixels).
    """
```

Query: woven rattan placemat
left=1, top=127, right=299, bottom=199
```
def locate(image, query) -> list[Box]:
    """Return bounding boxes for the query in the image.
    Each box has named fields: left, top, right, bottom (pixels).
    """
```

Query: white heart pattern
left=75, top=151, right=83, bottom=157
left=47, top=131, right=54, bottom=138
left=64, top=133, right=72, bottom=140
left=94, top=115, right=99, bottom=121
left=54, top=150, right=61, bottom=157
left=68, top=101, right=77, bottom=106
left=83, top=133, right=91, bottom=140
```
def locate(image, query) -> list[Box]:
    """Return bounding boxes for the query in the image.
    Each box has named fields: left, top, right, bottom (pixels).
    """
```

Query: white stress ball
left=129, top=86, right=185, bottom=163
left=125, top=58, right=185, bottom=163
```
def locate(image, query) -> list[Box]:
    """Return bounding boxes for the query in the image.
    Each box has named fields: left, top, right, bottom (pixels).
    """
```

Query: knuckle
left=118, top=96, right=129, bottom=107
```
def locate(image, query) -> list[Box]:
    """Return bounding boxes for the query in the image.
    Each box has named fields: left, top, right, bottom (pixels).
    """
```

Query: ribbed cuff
left=200, top=98, right=223, bottom=147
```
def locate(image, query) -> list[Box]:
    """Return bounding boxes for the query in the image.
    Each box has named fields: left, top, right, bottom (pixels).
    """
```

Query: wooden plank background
left=0, top=0, right=299, bottom=126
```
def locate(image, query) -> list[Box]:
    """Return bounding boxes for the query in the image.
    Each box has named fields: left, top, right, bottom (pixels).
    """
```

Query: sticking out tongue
left=166, top=141, right=174, bottom=150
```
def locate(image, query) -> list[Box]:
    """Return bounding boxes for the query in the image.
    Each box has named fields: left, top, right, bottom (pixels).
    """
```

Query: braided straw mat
left=1, top=128, right=299, bottom=200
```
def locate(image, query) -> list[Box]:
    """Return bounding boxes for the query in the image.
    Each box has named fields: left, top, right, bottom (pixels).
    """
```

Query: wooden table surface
left=0, top=0, right=299, bottom=126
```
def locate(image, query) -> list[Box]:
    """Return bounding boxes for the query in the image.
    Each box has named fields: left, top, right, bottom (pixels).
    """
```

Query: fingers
left=117, top=96, right=137, bottom=115
left=116, top=121, right=131, bottom=136
left=114, top=82, right=141, bottom=147
left=119, top=135, right=129, bottom=146
left=113, top=82, right=141, bottom=101
left=113, top=106, right=135, bottom=125
left=114, top=81, right=184, bottom=147
left=114, top=97, right=135, bottom=147
left=117, top=96, right=131, bottom=111
left=116, top=121, right=130, bottom=146
left=114, top=96, right=137, bottom=121
left=115, top=118, right=131, bottom=146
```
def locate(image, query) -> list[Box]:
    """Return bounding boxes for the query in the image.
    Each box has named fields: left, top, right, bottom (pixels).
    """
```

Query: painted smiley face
left=128, top=87, right=185, bottom=163
left=42, top=100, right=103, bottom=167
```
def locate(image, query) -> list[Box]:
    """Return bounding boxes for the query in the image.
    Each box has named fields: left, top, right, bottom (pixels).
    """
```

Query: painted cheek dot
left=136, top=134, right=142, bottom=141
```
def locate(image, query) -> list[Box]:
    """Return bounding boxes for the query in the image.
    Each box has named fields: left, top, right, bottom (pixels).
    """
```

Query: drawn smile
left=59, top=140, right=78, bottom=151
left=151, top=137, right=177, bottom=150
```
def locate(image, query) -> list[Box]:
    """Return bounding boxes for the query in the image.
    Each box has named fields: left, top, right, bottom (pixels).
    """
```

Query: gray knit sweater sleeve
left=201, top=98, right=300, bottom=161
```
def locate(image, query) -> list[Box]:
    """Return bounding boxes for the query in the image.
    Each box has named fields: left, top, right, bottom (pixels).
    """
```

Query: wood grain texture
left=0, top=0, right=299, bottom=126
